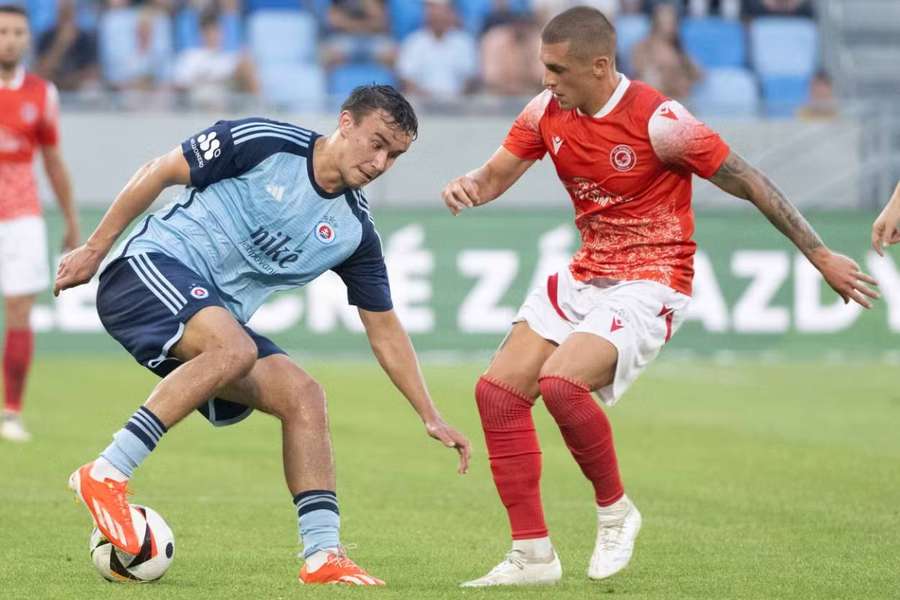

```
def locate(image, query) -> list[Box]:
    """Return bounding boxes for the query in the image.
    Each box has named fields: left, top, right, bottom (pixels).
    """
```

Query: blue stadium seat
left=248, top=10, right=318, bottom=66
left=388, top=0, right=424, bottom=40
left=750, top=17, right=818, bottom=77
left=259, top=64, right=326, bottom=111
left=760, top=74, right=810, bottom=117
left=245, top=0, right=305, bottom=12
left=615, top=14, right=650, bottom=76
left=681, top=17, right=745, bottom=69
left=25, top=0, right=56, bottom=35
left=690, top=67, right=760, bottom=117
left=328, top=62, right=397, bottom=98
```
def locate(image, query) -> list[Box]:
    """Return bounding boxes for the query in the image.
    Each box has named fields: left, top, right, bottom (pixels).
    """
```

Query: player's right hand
left=814, top=250, right=879, bottom=309
left=53, top=244, right=104, bottom=296
left=871, top=205, right=900, bottom=256
left=441, top=175, right=481, bottom=216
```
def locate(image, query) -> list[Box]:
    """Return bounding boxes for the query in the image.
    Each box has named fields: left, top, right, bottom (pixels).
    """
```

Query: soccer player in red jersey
left=443, top=7, right=879, bottom=586
left=0, top=5, right=79, bottom=442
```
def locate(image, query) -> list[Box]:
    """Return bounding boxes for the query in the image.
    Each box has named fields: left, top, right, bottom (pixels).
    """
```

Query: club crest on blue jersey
left=190, top=286, right=209, bottom=299
left=315, top=222, right=336, bottom=244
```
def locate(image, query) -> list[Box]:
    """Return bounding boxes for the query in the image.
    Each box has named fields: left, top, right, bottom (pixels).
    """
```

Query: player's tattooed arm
left=709, top=151, right=824, bottom=258
left=709, top=150, right=879, bottom=308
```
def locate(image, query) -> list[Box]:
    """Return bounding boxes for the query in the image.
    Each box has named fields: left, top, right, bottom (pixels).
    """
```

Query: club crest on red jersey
left=610, top=144, right=637, bottom=172
left=20, top=102, right=38, bottom=125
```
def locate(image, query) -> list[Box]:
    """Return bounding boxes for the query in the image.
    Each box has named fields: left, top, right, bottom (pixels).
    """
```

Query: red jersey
left=0, top=67, right=59, bottom=220
left=503, top=76, right=730, bottom=296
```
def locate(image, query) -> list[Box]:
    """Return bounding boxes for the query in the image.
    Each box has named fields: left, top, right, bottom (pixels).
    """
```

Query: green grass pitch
left=2, top=356, right=898, bottom=599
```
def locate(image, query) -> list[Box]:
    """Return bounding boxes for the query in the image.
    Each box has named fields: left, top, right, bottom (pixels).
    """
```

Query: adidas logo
left=266, top=184, right=285, bottom=202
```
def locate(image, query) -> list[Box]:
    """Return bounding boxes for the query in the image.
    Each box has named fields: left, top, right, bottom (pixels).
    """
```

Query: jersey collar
left=576, top=73, right=630, bottom=120
left=0, top=66, right=25, bottom=90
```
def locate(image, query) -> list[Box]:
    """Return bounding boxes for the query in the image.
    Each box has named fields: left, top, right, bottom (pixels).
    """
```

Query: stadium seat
left=760, top=74, right=811, bottom=118
left=248, top=10, right=318, bottom=66
left=615, top=14, right=650, bottom=76
left=681, top=17, right=745, bottom=69
left=690, top=67, right=760, bottom=117
left=244, top=0, right=305, bottom=12
left=750, top=17, right=819, bottom=77
left=25, top=0, right=56, bottom=35
left=388, top=0, right=424, bottom=40
left=328, top=62, right=398, bottom=98
left=258, top=64, right=326, bottom=112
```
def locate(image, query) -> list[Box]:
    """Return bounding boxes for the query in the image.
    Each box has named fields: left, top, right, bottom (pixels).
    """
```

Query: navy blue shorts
left=96, top=252, right=286, bottom=427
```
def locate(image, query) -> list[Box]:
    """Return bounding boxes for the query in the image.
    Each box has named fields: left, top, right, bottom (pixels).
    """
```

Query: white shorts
left=0, top=215, right=50, bottom=296
left=514, top=269, right=691, bottom=405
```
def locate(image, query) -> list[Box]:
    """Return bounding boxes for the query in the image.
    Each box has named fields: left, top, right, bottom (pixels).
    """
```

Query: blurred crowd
left=14, top=0, right=831, bottom=116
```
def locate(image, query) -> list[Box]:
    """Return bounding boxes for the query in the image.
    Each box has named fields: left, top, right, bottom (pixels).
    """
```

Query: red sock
left=539, top=375, right=624, bottom=507
left=4, top=328, right=34, bottom=414
left=475, top=376, right=548, bottom=539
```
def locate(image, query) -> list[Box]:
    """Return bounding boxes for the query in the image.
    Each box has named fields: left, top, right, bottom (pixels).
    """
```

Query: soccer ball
left=89, top=504, right=175, bottom=582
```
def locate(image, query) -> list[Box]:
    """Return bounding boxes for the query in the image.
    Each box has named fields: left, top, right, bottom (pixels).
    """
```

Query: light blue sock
left=100, top=406, right=167, bottom=478
left=294, top=490, right=340, bottom=558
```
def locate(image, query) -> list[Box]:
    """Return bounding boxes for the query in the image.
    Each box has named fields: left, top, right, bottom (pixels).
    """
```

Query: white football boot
left=0, top=414, right=31, bottom=442
left=460, top=547, right=562, bottom=587
left=588, top=494, right=642, bottom=580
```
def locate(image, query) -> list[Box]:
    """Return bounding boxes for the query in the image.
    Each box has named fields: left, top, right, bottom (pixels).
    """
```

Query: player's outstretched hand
left=53, top=244, right=104, bottom=296
left=425, top=418, right=471, bottom=475
left=871, top=205, right=900, bottom=256
left=441, top=175, right=480, bottom=216
left=814, top=250, right=879, bottom=309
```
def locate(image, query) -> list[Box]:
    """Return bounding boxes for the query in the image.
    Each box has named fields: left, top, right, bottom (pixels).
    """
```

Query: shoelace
left=597, top=516, right=628, bottom=552
left=327, top=545, right=368, bottom=573
left=103, top=480, right=134, bottom=520
left=488, top=549, right=527, bottom=574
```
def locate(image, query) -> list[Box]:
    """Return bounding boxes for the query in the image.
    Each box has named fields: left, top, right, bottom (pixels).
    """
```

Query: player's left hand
left=871, top=205, right=900, bottom=256
left=425, top=418, right=471, bottom=475
left=814, top=250, right=879, bottom=309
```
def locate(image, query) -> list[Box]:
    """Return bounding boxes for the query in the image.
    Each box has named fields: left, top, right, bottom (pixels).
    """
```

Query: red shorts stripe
left=547, top=273, right=571, bottom=323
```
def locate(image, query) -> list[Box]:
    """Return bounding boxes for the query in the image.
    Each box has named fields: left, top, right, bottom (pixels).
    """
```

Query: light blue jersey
left=112, top=118, right=391, bottom=323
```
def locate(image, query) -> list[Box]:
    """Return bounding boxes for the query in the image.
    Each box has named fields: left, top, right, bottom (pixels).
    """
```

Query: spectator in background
left=99, top=0, right=173, bottom=94
left=744, top=0, right=814, bottom=17
left=322, top=0, right=395, bottom=70
left=481, top=14, right=543, bottom=97
left=797, top=71, right=837, bottom=120
left=532, top=0, right=618, bottom=27
left=173, top=9, right=257, bottom=109
left=35, top=0, right=100, bottom=92
left=631, top=1, right=700, bottom=101
left=396, top=0, right=478, bottom=101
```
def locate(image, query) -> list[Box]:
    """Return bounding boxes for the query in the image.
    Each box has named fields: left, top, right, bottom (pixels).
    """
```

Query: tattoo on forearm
left=711, top=153, right=823, bottom=256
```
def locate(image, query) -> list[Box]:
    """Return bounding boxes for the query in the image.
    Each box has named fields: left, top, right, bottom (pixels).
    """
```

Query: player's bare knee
left=215, top=337, right=257, bottom=382
left=283, top=378, right=327, bottom=427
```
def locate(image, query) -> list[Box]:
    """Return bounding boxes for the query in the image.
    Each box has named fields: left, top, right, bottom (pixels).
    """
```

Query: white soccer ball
left=89, top=504, right=175, bottom=582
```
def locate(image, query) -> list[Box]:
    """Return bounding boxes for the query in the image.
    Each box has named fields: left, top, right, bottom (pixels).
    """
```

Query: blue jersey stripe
left=233, top=131, right=310, bottom=148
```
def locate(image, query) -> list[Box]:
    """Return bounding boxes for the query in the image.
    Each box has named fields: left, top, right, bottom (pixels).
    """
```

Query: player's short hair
left=0, top=4, right=28, bottom=18
left=542, top=6, right=616, bottom=61
left=341, top=85, right=418, bottom=141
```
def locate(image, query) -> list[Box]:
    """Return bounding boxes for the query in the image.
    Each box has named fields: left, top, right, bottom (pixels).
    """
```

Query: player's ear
left=592, top=55, right=611, bottom=78
left=338, top=110, right=355, bottom=138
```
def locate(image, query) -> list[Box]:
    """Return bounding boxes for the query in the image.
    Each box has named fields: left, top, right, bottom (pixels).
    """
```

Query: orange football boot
left=68, top=461, right=142, bottom=555
left=299, top=551, right=385, bottom=586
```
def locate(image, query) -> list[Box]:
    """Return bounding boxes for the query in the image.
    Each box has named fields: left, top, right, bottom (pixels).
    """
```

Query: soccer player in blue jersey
left=53, top=85, right=471, bottom=586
